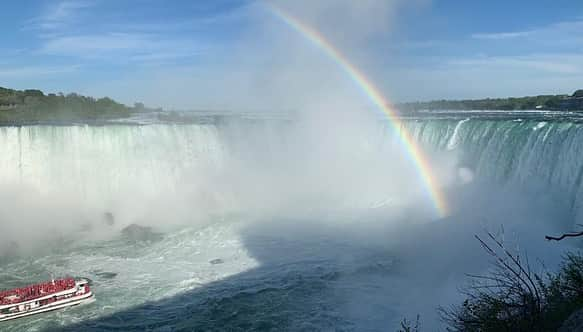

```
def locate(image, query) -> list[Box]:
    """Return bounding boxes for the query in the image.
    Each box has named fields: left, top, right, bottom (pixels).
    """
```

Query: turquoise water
left=0, top=112, right=579, bottom=331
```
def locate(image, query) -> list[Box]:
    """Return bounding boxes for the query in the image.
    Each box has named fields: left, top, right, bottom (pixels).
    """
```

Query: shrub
left=440, top=232, right=583, bottom=331
left=397, top=315, right=420, bottom=332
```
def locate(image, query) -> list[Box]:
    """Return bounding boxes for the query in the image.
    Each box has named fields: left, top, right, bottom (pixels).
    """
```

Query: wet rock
left=95, top=272, right=118, bottom=279
left=209, top=258, right=224, bottom=265
left=79, top=222, right=93, bottom=232
left=121, top=224, right=163, bottom=243
left=103, top=212, right=115, bottom=226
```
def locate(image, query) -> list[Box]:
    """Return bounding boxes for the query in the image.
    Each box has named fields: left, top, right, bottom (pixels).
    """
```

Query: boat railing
left=0, top=278, right=76, bottom=306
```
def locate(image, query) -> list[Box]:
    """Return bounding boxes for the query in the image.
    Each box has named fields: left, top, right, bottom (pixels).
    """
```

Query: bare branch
left=545, top=231, right=583, bottom=241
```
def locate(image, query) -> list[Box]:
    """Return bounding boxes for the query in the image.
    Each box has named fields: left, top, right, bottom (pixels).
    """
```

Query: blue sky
left=0, top=0, right=582, bottom=109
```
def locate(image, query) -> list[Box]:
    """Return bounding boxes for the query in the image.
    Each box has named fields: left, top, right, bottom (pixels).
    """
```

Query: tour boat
left=0, top=277, right=94, bottom=322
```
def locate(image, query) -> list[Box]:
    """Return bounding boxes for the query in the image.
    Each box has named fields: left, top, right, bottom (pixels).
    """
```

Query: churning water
left=0, top=111, right=580, bottom=331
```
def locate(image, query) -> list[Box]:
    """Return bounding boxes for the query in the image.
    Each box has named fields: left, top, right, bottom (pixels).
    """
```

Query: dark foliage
left=397, top=315, right=420, bottom=332
left=398, top=90, right=583, bottom=111
left=0, top=87, right=139, bottom=123
left=440, top=232, right=583, bottom=332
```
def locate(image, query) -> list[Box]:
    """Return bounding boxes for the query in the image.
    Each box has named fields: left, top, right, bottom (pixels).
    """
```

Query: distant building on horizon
left=559, top=90, right=583, bottom=111
left=0, top=104, right=17, bottom=111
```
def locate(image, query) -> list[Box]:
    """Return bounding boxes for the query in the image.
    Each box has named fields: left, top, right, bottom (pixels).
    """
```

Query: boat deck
left=0, top=278, right=76, bottom=306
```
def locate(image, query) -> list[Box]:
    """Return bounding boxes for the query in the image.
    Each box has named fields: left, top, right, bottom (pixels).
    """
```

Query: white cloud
left=449, top=54, right=583, bottom=75
left=383, top=53, right=583, bottom=102
left=0, top=65, right=80, bottom=78
left=471, top=19, right=583, bottom=44
left=472, top=31, right=533, bottom=40
left=82, top=0, right=418, bottom=110
left=42, top=33, right=149, bottom=54
left=25, top=1, right=216, bottom=66
left=108, top=5, right=251, bottom=33
left=39, top=33, right=202, bottom=64
left=270, top=0, right=428, bottom=49
left=16, top=0, right=581, bottom=108
left=28, top=0, right=95, bottom=31
left=382, top=17, right=583, bottom=101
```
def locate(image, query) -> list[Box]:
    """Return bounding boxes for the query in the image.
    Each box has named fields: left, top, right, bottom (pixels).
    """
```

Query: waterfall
left=406, top=118, right=583, bottom=221
left=1, top=118, right=583, bottom=221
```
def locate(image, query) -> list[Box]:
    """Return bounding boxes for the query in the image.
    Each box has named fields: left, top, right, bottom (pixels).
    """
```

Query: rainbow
left=267, top=3, right=449, bottom=217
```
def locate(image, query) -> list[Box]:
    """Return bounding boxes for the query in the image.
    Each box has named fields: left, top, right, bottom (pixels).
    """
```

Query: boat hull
left=0, top=291, right=94, bottom=322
